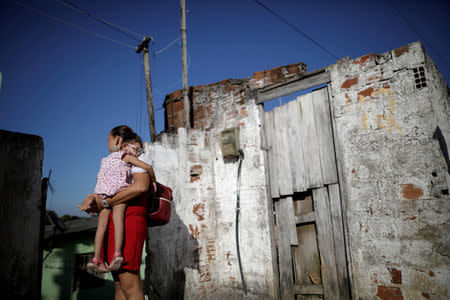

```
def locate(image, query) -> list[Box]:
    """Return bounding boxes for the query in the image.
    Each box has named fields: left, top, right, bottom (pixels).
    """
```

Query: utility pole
left=180, top=0, right=189, bottom=129
left=136, top=36, right=156, bottom=142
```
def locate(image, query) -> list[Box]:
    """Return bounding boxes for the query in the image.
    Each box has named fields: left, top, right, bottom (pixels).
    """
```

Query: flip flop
left=108, top=252, right=124, bottom=272
left=87, top=257, right=109, bottom=273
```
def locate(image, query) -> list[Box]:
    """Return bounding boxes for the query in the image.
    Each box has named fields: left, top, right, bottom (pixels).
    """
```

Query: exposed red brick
left=394, top=45, right=410, bottom=58
left=266, top=66, right=284, bottom=84
left=252, top=70, right=265, bottom=81
left=401, top=184, right=424, bottom=200
left=167, top=89, right=183, bottom=101
left=352, top=53, right=375, bottom=67
left=220, top=78, right=232, bottom=85
left=358, top=87, right=374, bottom=98
left=189, top=224, right=200, bottom=240
left=402, top=216, right=417, bottom=221
left=367, top=76, right=380, bottom=82
left=389, top=268, right=402, bottom=284
left=341, top=77, right=359, bottom=89
left=351, top=168, right=356, bottom=173
left=193, top=203, right=205, bottom=221
left=377, top=286, right=403, bottom=300
left=421, top=292, right=430, bottom=299
left=241, top=108, right=247, bottom=116
left=206, top=240, right=216, bottom=262
left=286, top=64, right=300, bottom=75
left=346, top=93, right=352, bottom=104
left=198, top=264, right=211, bottom=283
left=428, top=270, right=435, bottom=277
left=190, top=165, right=202, bottom=182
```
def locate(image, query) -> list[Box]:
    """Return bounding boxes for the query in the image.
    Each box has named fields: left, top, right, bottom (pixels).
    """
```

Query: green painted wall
left=41, top=232, right=146, bottom=300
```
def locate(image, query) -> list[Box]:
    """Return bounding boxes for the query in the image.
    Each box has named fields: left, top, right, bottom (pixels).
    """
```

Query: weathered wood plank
left=273, top=105, right=294, bottom=196
left=275, top=199, right=295, bottom=300
left=327, top=83, right=355, bottom=298
left=293, top=284, right=324, bottom=295
left=293, top=195, right=322, bottom=292
left=264, top=109, right=279, bottom=198
left=312, top=187, right=340, bottom=300
left=285, top=98, right=308, bottom=192
left=328, top=184, right=351, bottom=299
left=298, top=93, right=323, bottom=188
left=312, top=87, right=338, bottom=185
left=258, top=104, right=280, bottom=300
left=284, top=196, right=298, bottom=246
left=295, top=211, right=316, bottom=225
left=257, top=71, right=331, bottom=104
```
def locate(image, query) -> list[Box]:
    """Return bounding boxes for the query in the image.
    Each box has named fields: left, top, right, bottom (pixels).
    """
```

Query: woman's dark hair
left=110, top=125, right=144, bottom=147
left=110, top=125, right=135, bottom=143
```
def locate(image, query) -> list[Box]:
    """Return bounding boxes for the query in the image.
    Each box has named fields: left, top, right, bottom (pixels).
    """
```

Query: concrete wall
left=0, top=130, right=44, bottom=299
left=145, top=75, right=281, bottom=299
left=328, top=41, right=450, bottom=299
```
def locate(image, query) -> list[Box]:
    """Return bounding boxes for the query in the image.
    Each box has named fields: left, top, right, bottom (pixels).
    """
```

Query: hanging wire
left=55, top=0, right=146, bottom=42
left=253, top=0, right=338, bottom=60
left=152, top=50, right=191, bottom=97
left=153, top=37, right=182, bottom=56
left=11, top=0, right=135, bottom=49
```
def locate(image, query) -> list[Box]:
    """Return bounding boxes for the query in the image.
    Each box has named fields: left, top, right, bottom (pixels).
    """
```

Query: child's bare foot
left=108, top=251, right=124, bottom=272
left=87, top=257, right=109, bottom=273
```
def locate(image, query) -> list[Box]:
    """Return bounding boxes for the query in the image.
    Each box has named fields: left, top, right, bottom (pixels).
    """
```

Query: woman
left=79, top=125, right=154, bottom=300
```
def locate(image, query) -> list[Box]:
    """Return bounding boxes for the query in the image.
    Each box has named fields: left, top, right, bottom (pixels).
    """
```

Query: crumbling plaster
left=328, top=41, right=450, bottom=299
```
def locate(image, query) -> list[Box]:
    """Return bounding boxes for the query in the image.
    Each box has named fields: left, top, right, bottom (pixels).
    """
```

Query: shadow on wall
left=146, top=202, right=199, bottom=300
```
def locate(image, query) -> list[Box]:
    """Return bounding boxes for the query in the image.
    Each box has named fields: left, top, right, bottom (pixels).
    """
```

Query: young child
left=87, top=134, right=154, bottom=273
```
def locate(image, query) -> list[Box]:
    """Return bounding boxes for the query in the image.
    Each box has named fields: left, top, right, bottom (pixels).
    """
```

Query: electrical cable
left=154, top=37, right=181, bottom=56
left=55, top=0, right=145, bottom=42
left=11, top=0, right=135, bottom=49
left=235, top=149, right=248, bottom=295
left=253, top=0, right=338, bottom=60
left=385, top=0, right=450, bottom=70
left=152, top=50, right=191, bottom=97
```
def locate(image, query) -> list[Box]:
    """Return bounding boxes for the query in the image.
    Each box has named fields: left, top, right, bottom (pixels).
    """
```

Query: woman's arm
left=86, top=172, right=150, bottom=212
left=123, top=154, right=156, bottom=182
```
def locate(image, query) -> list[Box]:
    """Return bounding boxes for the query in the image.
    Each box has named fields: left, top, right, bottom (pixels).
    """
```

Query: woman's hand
left=78, top=194, right=103, bottom=214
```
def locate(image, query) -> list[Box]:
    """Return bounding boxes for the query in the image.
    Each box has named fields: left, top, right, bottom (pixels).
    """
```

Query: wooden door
left=264, top=87, right=350, bottom=299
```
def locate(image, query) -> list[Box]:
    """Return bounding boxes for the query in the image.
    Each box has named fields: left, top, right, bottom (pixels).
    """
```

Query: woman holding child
left=78, top=125, right=155, bottom=300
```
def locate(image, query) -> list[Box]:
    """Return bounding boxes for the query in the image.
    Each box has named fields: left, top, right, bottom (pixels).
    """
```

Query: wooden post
left=180, top=0, right=189, bottom=128
left=136, top=36, right=156, bottom=142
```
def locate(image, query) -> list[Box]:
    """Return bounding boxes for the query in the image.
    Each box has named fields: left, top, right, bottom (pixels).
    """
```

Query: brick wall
left=163, top=62, right=306, bottom=132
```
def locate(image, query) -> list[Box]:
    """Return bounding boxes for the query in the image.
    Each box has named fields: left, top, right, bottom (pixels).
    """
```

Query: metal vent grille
left=413, top=66, right=427, bottom=89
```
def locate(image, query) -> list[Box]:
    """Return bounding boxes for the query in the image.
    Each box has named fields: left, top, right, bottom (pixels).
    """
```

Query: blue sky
left=1, top=0, right=449, bottom=215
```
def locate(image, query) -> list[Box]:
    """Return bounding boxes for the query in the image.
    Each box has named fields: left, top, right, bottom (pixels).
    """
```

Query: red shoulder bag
left=147, top=182, right=172, bottom=227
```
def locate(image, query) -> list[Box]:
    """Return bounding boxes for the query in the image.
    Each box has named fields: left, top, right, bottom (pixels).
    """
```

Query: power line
left=385, top=0, right=450, bottom=70
left=253, top=0, right=338, bottom=60
left=154, top=37, right=181, bottom=56
left=55, top=0, right=145, bottom=43
left=11, top=0, right=135, bottom=49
